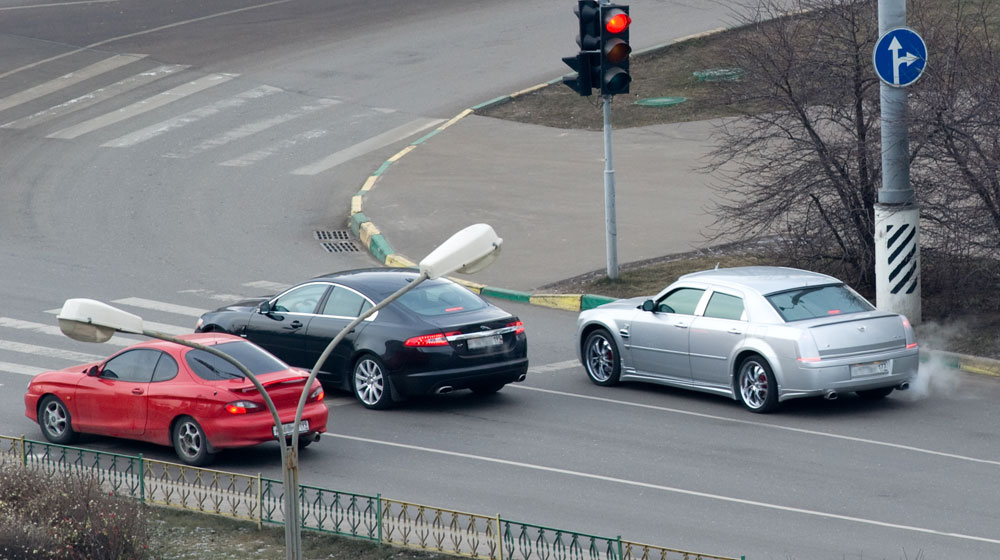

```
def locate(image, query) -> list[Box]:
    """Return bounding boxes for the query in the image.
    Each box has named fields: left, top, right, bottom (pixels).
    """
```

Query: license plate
left=273, top=420, right=309, bottom=438
left=467, top=334, right=503, bottom=350
left=850, top=361, right=889, bottom=378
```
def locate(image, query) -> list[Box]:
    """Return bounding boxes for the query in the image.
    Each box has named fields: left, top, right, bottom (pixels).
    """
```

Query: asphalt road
left=2, top=2, right=999, bottom=559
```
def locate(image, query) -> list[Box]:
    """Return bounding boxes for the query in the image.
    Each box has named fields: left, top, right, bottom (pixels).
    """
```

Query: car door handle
left=288, top=320, right=303, bottom=329
left=131, top=388, right=144, bottom=395
left=674, top=323, right=688, bottom=329
left=728, top=328, right=743, bottom=335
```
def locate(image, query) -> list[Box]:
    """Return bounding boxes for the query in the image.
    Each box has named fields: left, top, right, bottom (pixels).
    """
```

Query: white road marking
left=164, top=99, right=340, bottom=158
left=0, top=54, right=145, bottom=113
left=43, top=307, right=192, bottom=336
left=511, top=385, right=1000, bottom=467
left=243, top=281, right=289, bottom=293
left=101, top=85, right=281, bottom=147
left=0, top=361, right=47, bottom=377
left=0, top=1, right=119, bottom=10
left=110, top=297, right=207, bottom=317
left=0, top=0, right=296, bottom=80
left=2, top=64, right=187, bottom=130
left=292, top=117, right=444, bottom=175
left=0, top=317, right=133, bottom=347
left=0, top=340, right=102, bottom=363
left=528, top=359, right=579, bottom=374
left=176, top=289, right=245, bottom=303
left=327, top=432, right=1000, bottom=546
left=47, top=73, right=236, bottom=139
left=219, top=128, right=329, bottom=167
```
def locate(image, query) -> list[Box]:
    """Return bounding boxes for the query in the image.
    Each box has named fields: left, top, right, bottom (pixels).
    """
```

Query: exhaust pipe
left=517, top=373, right=526, bottom=382
left=824, top=390, right=838, bottom=401
left=435, top=386, right=454, bottom=395
left=896, top=382, right=910, bottom=391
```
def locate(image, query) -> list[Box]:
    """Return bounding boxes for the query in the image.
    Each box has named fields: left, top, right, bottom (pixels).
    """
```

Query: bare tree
left=704, top=0, right=882, bottom=287
left=910, top=0, right=1000, bottom=258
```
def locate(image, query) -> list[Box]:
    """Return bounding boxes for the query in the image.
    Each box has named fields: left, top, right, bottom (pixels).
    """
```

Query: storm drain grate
left=315, top=230, right=360, bottom=253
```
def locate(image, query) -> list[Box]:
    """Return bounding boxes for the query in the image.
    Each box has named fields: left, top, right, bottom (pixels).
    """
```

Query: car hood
left=591, top=297, right=642, bottom=311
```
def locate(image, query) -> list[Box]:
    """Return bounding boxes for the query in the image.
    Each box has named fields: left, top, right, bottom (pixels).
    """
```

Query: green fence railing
left=1, top=434, right=739, bottom=560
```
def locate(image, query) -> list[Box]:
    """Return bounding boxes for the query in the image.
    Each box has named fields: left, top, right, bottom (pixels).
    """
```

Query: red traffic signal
left=604, top=10, right=631, bottom=34
left=599, top=4, right=631, bottom=96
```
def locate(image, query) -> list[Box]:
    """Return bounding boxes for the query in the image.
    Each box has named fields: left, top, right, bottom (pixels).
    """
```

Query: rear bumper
left=202, top=402, right=329, bottom=450
left=391, top=358, right=529, bottom=397
left=778, top=349, right=919, bottom=401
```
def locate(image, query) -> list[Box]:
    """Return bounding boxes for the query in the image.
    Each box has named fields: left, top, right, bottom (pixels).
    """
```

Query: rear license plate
left=850, top=361, right=889, bottom=378
left=273, top=420, right=310, bottom=438
left=467, top=334, right=503, bottom=350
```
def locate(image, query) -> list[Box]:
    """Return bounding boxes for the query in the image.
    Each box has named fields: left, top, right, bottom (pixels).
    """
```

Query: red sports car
left=24, top=332, right=328, bottom=466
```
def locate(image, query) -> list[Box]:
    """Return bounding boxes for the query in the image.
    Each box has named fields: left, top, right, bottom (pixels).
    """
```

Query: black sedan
left=195, top=269, right=528, bottom=409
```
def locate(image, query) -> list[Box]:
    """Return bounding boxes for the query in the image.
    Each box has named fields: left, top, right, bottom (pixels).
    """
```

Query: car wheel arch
left=730, top=348, right=782, bottom=397
left=169, top=415, right=216, bottom=454
left=579, top=322, right=616, bottom=356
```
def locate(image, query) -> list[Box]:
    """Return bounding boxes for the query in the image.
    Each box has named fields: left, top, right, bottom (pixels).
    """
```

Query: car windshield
left=396, top=281, right=487, bottom=316
left=185, top=341, right=288, bottom=380
left=766, top=283, right=874, bottom=322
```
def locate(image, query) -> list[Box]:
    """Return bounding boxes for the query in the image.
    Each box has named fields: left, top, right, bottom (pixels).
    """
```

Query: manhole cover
left=635, top=97, right=687, bottom=107
left=315, top=230, right=359, bottom=253
left=692, top=68, right=743, bottom=82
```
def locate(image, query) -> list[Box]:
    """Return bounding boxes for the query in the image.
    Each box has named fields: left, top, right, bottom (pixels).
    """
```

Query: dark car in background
left=195, top=268, right=528, bottom=409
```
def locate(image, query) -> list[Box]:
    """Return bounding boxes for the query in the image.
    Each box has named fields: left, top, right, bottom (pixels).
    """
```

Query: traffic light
left=599, top=4, right=631, bottom=96
left=562, top=0, right=601, bottom=96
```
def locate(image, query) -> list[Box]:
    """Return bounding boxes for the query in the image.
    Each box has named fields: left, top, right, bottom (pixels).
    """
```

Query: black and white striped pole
left=873, top=0, right=927, bottom=324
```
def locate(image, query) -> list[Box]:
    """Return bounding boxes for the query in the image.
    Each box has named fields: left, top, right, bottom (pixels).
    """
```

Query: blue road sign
left=873, top=27, right=927, bottom=87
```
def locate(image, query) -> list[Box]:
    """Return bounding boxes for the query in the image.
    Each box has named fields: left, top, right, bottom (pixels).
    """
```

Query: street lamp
left=57, top=223, right=503, bottom=560
left=55, top=298, right=300, bottom=553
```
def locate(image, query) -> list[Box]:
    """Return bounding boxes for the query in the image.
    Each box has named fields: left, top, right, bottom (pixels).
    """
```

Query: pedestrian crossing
left=0, top=51, right=443, bottom=174
left=0, top=281, right=290, bottom=379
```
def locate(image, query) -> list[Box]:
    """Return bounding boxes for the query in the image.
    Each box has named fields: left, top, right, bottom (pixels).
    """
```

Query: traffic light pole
left=602, top=93, right=619, bottom=280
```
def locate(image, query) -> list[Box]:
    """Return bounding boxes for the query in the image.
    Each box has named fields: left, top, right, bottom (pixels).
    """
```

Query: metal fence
left=1, top=434, right=739, bottom=560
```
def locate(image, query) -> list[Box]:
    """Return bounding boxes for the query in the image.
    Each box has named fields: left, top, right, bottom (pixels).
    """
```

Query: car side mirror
left=258, top=301, right=272, bottom=315
left=642, top=299, right=655, bottom=312
left=86, top=365, right=100, bottom=377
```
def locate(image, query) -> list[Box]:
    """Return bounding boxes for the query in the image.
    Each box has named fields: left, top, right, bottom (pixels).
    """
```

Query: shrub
left=0, top=464, right=149, bottom=559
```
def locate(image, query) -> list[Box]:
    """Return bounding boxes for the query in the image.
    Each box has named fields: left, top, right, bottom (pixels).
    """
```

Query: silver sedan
left=576, top=267, right=919, bottom=412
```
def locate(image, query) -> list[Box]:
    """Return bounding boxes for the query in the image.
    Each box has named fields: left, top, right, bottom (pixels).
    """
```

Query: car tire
left=737, top=355, right=779, bottom=413
left=38, top=395, right=76, bottom=445
left=353, top=355, right=394, bottom=410
left=583, top=329, right=621, bottom=387
left=856, top=386, right=894, bottom=400
left=470, top=382, right=506, bottom=395
left=172, top=416, right=214, bottom=466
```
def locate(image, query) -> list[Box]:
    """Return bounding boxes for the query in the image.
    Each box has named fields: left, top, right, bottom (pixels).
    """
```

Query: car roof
left=308, top=268, right=433, bottom=297
left=130, top=332, right=245, bottom=352
left=679, top=266, right=840, bottom=296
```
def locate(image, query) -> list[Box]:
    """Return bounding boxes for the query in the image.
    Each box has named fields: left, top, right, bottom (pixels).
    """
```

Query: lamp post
left=57, top=223, right=503, bottom=560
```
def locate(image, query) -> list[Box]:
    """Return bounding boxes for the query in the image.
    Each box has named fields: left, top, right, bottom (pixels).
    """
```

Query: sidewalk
left=358, top=113, right=722, bottom=293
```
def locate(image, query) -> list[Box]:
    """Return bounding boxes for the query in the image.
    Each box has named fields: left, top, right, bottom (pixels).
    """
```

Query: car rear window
left=396, top=281, right=487, bottom=317
left=185, top=341, right=287, bottom=380
left=766, top=284, right=874, bottom=322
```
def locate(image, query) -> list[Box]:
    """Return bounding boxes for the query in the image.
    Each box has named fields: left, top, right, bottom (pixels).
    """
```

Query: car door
left=74, top=349, right=159, bottom=437
left=625, top=287, right=705, bottom=380
left=302, top=285, right=373, bottom=379
left=688, top=290, right=748, bottom=388
left=245, top=282, right=330, bottom=367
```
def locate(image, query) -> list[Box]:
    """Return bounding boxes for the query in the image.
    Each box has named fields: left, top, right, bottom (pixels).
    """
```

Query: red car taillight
left=508, top=320, right=525, bottom=334
left=310, top=386, right=324, bottom=401
left=405, top=331, right=460, bottom=347
left=225, top=400, right=261, bottom=414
